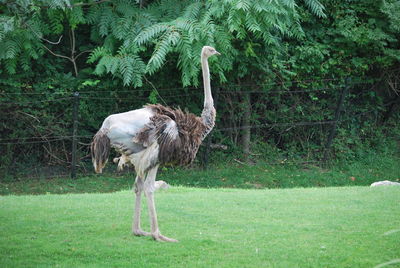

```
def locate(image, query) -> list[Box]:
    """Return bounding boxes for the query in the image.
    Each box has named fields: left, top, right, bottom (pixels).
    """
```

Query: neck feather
left=200, top=53, right=216, bottom=139
left=201, top=54, right=213, bottom=108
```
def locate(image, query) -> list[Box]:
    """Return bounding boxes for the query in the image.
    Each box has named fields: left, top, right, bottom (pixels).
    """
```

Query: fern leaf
left=20, top=53, right=31, bottom=71
left=303, top=0, right=326, bottom=18
left=4, top=39, right=19, bottom=59
left=146, top=31, right=173, bottom=75
left=47, top=9, right=64, bottom=34
left=86, top=6, right=100, bottom=24
left=183, top=2, right=203, bottom=20
left=67, top=6, right=85, bottom=29
left=47, top=0, right=72, bottom=9
left=176, top=33, right=195, bottom=86
left=4, top=57, right=17, bottom=74
left=131, top=55, right=146, bottom=87
left=245, top=13, right=262, bottom=33
left=94, top=56, right=107, bottom=75
left=115, top=1, right=139, bottom=18
left=99, top=6, right=114, bottom=37
left=112, top=17, right=129, bottom=40
left=119, top=55, right=145, bottom=86
left=236, top=0, right=251, bottom=12
left=87, top=47, right=110, bottom=63
left=281, top=0, right=296, bottom=9
left=134, top=23, right=169, bottom=46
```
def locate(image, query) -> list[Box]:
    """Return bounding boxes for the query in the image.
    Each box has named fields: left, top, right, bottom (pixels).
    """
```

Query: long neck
left=201, top=53, right=213, bottom=109
left=200, top=52, right=216, bottom=139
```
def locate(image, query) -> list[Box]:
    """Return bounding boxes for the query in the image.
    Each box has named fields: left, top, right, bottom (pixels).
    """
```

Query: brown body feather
left=134, top=104, right=211, bottom=167
left=91, top=129, right=110, bottom=173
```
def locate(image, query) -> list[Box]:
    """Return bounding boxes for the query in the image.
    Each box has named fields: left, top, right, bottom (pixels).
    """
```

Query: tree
left=2, top=0, right=398, bottom=176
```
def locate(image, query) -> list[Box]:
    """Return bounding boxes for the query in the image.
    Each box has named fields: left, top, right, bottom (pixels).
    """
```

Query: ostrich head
left=201, top=46, right=221, bottom=58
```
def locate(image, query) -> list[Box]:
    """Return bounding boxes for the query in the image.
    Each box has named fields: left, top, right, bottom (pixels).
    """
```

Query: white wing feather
left=101, top=107, right=154, bottom=153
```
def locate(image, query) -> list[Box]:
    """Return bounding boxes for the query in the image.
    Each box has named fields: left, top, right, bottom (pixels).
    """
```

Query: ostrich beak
left=215, top=50, right=221, bottom=56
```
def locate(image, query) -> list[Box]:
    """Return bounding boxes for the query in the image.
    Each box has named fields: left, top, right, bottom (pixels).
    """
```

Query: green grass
left=1, top=156, right=399, bottom=195
left=1, top=186, right=399, bottom=267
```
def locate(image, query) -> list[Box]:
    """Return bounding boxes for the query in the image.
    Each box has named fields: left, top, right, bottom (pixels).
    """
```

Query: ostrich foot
left=133, top=229, right=151, bottom=237
left=152, top=233, right=178, bottom=243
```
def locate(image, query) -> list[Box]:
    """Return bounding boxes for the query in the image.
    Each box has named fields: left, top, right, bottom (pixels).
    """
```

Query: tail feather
left=91, top=129, right=110, bottom=173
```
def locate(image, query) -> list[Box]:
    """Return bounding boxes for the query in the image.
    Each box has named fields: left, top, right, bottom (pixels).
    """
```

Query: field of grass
left=1, top=154, right=399, bottom=195
left=1, top=186, right=399, bottom=267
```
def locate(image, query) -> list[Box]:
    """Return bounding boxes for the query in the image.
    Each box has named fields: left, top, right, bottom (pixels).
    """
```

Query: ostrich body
left=91, top=46, right=220, bottom=242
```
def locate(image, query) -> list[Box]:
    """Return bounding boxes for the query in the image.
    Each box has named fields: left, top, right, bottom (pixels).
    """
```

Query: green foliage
left=0, top=0, right=87, bottom=75
left=0, top=0, right=328, bottom=85
left=84, top=0, right=320, bottom=86
left=382, top=0, right=400, bottom=32
left=0, top=16, right=15, bottom=42
left=303, top=0, right=326, bottom=18
left=1, top=0, right=400, bottom=181
left=92, top=52, right=146, bottom=86
left=66, top=6, right=86, bottom=29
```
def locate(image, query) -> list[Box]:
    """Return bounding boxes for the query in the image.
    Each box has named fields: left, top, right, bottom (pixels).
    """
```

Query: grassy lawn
left=1, top=186, right=399, bottom=267
left=1, top=154, right=399, bottom=195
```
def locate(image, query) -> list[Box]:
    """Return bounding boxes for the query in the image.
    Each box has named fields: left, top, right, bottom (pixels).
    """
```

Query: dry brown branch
left=42, top=44, right=72, bottom=61
left=234, top=158, right=249, bottom=166
left=17, top=111, right=40, bottom=122
left=40, top=35, right=62, bottom=45
left=43, top=144, right=69, bottom=165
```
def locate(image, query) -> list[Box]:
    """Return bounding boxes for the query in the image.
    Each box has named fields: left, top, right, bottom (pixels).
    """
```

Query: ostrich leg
left=144, top=166, right=178, bottom=242
left=132, top=176, right=151, bottom=236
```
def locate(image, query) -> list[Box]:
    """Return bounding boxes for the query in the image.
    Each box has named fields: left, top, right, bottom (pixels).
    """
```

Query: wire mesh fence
left=0, top=78, right=368, bottom=180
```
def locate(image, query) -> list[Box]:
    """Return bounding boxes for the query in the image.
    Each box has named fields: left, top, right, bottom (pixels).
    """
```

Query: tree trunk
left=241, top=92, right=251, bottom=160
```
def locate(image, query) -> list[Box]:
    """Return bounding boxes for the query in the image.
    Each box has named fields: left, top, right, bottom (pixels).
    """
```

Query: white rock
left=155, top=180, right=170, bottom=190
left=370, top=180, right=400, bottom=187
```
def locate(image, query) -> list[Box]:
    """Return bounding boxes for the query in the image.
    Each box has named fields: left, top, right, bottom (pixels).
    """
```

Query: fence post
left=71, top=92, right=80, bottom=179
left=241, top=91, right=251, bottom=162
left=202, top=87, right=219, bottom=169
left=323, top=78, right=350, bottom=162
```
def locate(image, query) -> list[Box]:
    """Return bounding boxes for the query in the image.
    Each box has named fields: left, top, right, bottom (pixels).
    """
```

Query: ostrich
left=91, top=46, right=220, bottom=242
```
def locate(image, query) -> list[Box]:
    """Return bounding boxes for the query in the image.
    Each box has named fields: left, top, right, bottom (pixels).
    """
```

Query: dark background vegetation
left=0, top=0, right=399, bottom=187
